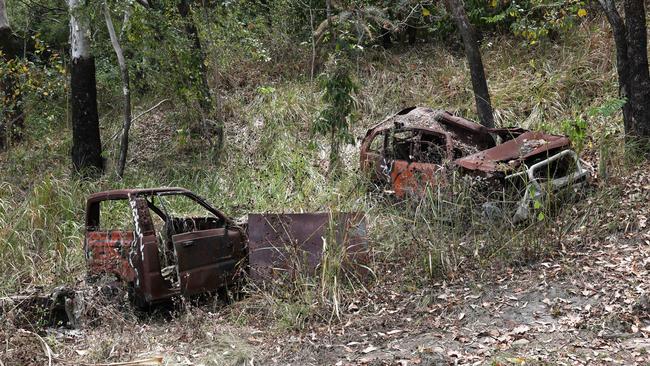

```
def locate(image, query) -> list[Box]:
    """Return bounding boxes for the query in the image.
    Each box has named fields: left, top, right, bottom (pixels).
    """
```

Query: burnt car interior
left=360, top=108, right=593, bottom=221
left=386, top=127, right=449, bottom=164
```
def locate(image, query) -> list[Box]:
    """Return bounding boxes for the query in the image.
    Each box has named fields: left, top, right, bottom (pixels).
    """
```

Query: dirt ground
left=2, top=163, right=649, bottom=366
left=261, top=228, right=650, bottom=365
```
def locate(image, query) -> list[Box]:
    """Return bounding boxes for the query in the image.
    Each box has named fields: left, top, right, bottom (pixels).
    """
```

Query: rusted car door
left=84, top=198, right=137, bottom=282
left=172, top=228, right=244, bottom=296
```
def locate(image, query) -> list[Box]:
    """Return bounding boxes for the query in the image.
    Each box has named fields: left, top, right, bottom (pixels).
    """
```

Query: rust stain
left=85, top=230, right=136, bottom=282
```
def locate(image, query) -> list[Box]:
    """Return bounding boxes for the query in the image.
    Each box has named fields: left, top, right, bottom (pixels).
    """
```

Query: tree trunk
left=104, top=3, right=132, bottom=178
left=445, top=0, right=494, bottom=128
left=600, top=0, right=650, bottom=154
left=0, top=0, right=24, bottom=150
left=68, top=0, right=103, bottom=174
left=177, top=0, right=212, bottom=114
left=623, top=0, right=650, bottom=148
left=598, top=0, right=632, bottom=130
left=309, top=2, right=316, bottom=80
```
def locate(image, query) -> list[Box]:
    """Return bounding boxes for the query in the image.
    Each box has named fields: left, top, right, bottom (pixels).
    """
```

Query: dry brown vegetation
left=2, top=18, right=650, bottom=365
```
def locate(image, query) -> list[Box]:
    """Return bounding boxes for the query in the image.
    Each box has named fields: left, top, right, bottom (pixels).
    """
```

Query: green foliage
left=472, top=0, right=588, bottom=45
left=314, top=50, right=359, bottom=174
left=315, top=1, right=393, bottom=48
left=588, top=97, right=626, bottom=118
left=561, top=116, right=588, bottom=153
left=372, top=0, right=589, bottom=45
left=0, top=33, right=66, bottom=144
left=5, top=0, right=68, bottom=49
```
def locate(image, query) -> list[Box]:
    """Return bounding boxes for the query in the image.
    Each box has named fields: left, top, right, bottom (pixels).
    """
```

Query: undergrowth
left=0, top=18, right=638, bottom=332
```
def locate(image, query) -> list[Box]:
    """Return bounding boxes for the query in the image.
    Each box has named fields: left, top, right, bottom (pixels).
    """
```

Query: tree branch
left=104, top=2, right=132, bottom=178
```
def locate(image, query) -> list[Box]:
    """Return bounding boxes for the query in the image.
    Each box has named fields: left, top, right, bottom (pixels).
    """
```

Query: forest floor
left=3, top=160, right=649, bottom=366
left=3, top=22, right=650, bottom=365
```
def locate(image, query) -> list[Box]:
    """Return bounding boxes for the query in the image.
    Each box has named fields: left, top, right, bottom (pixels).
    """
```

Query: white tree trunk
left=68, top=0, right=90, bottom=60
left=68, top=0, right=104, bottom=173
left=0, top=0, right=9, bottom=31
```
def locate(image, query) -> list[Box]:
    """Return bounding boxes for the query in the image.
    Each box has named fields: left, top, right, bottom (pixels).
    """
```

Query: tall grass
left=0, top=17, right=629, bottom=331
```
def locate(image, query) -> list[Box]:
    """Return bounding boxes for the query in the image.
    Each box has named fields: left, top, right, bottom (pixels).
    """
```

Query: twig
left=110, top=99, right=170, bottom=141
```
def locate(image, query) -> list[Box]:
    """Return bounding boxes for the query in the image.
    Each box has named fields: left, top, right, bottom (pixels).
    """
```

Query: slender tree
left=177, top=0, right=212, bottom=114
left=599, top=0, right=650, bottom=154
left=0, top=0, right=24, bottom=150
left=133, top=0, right=223, bottom=151
left=444, top=0, right=494, bottom=128
left=104, top=2, right=131, bottom=178
left=68, top=0, right=103, bottom=173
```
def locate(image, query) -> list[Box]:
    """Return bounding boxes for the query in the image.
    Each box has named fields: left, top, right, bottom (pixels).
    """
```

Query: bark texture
left=622, top=0, right=650, bottom=144
left=69, top=0, right=103, bottom=173
left=177, top=0, right=212, bottom=113
left=600, top=0, right=650, bottom=153
left=70, top=56, right=103, bottom=173
left=0, top=0, right=24, bottom=150
left=445, top=0, right=494, bottom=128
left=598, top=0, right=632, bottom=128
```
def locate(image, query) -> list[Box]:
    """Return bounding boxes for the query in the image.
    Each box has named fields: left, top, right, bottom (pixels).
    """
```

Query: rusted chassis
left=85, top=188, right=247, bottom=306
left=360, top=107, right=591, bottom=219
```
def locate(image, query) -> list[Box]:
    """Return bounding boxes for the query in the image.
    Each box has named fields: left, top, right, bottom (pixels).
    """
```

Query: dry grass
left=0, top=17, right=638, bottom=365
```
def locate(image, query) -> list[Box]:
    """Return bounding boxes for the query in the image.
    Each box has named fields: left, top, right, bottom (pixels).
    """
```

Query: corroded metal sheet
left=85, top=230, right=136, bottom=282
left=172, top=228, right=241, bottom=296
left=247, top=212, right=369, bottom=283
left=455, top=131, right=571, bottom=173
left=389, top=160, right=445, bottom=198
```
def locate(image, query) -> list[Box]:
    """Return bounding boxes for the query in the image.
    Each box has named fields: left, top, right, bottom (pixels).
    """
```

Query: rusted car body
left=85, top=188, right=368, bottom=306
left=360, top=107, right=591, bottom=220
left=85, top=188, right=247, bottom=306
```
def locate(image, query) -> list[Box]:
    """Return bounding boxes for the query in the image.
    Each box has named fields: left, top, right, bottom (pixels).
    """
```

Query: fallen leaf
left=513, top=325, right=530, bottom=334
left=362, top=345, right=378, bottom=353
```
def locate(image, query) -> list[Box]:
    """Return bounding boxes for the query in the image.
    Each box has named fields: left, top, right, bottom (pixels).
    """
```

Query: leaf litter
left=2, top=161, right=650, bottom=365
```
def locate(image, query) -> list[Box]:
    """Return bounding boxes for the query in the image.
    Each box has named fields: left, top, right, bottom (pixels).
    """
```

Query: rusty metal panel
left=454, top=131, right=571, bottom=173
left=247, top=213, right=369, bottom=283
left=389, top=160, right=446, bottom=198
left=85, top=230, right=136, bottom=282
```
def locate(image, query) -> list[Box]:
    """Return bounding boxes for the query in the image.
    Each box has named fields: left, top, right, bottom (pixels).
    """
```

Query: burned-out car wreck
left=84, top=188, right=249, bottom=306
left=4, top=189, right=368, bottom=324
left=83, top=188, right=367, bottom=308
left=360, top=107, right=592, bottom=221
